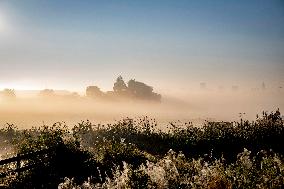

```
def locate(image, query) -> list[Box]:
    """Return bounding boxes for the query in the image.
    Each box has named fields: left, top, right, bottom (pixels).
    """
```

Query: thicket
left=0, top=110, right=283, bottom=188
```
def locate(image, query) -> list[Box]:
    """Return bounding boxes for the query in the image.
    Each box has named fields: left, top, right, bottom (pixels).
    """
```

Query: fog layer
left=0, top=88, right=283, bottom=129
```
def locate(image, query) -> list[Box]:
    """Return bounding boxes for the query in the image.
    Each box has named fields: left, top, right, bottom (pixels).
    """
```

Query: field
left=1, top=0, right=283, bottom=188
left=1, top=89, right=283, bottom=129
left=0, top=110, right=283, bottom=188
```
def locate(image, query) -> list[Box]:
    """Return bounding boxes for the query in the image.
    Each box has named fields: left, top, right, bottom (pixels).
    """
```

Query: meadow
left=0, top=109, right=283, bottom=188
left=1, top=0, right=283, bottom=188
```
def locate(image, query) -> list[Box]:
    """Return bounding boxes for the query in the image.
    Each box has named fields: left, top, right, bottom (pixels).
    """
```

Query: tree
left=39, top=89, right=55, bottom=97
left=86, top=86, right=104, bottom=98
left=262, top=82, right=266, bottom=90
left=113, top=76, right=127, bottom=93
left=1, top=89, right=16, bottom=99
left=127, top=79, right=161, bottom=101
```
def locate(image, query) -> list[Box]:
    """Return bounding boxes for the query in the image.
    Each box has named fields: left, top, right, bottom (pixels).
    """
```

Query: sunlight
left=0, top=81, right=41, bottom=90
left=0, top=12, right=6, bottom=33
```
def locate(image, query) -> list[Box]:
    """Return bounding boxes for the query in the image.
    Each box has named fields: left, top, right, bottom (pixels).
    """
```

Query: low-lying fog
left=0, top=88, right=283, bottom=129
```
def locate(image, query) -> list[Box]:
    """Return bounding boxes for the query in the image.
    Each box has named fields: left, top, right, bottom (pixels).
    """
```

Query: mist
left=0, top=85, right=282, bottom=129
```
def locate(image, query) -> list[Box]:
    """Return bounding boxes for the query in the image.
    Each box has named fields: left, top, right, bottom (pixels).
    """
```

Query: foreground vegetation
left=0, top=110, right=283, bottom=188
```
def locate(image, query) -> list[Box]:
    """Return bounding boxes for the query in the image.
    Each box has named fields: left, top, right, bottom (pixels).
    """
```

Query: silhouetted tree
left=113, top=76, right=128, bottom=93
left=232, top=85, right=239, bottom=92
left=1, top=88, right=16, bottom=99
left=39, top=89, right=55, bottom=97
left=70, top=92, right=80, bottom=98
left=127, top=79, right=161, bottom=101
left=86, top=86, right=104, bottom=98
left=200, top=82, right=207, bottom=90
left=262, top=82, right=266, bottom=90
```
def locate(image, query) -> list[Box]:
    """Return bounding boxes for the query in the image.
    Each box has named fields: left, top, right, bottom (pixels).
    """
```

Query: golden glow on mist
left=0, top=81, right=41, bottom=90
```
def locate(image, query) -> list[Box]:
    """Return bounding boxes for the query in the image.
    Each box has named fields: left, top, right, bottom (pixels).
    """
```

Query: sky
left=0, top=0, right=283, bottom=93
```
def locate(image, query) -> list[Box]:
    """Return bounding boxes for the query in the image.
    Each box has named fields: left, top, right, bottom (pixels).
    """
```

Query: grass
left=0, top=110, right=283, bottom=188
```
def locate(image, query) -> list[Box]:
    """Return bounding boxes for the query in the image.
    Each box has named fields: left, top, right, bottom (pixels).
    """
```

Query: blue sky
left=0, top=0, right=283, bottom=92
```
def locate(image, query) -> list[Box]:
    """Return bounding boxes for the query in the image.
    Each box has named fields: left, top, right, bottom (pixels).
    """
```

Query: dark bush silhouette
left=127, top=79, right=161, bottom=101
left=86, top=76, right=162, bottom=102
left=2, top=110, right=284, bottom=188
left=38, top=89, right=55, bottom=97
left=0, top=89, right=16, bottom=100
left=86, top=86, right=104, bottom=98
left=6, top=124, right=101, bottom=188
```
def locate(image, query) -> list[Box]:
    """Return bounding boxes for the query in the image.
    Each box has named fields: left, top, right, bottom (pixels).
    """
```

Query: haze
left=0, top=0, right=283, bottom=128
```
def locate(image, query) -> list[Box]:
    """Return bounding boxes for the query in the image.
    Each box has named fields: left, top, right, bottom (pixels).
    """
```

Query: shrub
left=1, top=110, right=284, bottom=188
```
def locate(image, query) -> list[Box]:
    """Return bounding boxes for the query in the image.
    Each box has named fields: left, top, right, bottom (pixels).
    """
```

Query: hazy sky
left=0, top=0, right=283, bottom=93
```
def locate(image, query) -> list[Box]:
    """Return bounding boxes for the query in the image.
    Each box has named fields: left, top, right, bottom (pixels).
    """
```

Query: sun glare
left=0, top=82, right=41, bottom=91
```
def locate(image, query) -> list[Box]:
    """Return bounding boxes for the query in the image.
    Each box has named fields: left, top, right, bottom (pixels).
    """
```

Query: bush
left=1, top=110, right=283, bottom=188
left=58, top=149, right=284, bottom=189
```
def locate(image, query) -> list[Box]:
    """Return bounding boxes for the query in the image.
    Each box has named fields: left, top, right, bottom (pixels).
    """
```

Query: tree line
left=86, top=76, right=161, bottom=101
left=0, top=76, right=162, bottom=102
